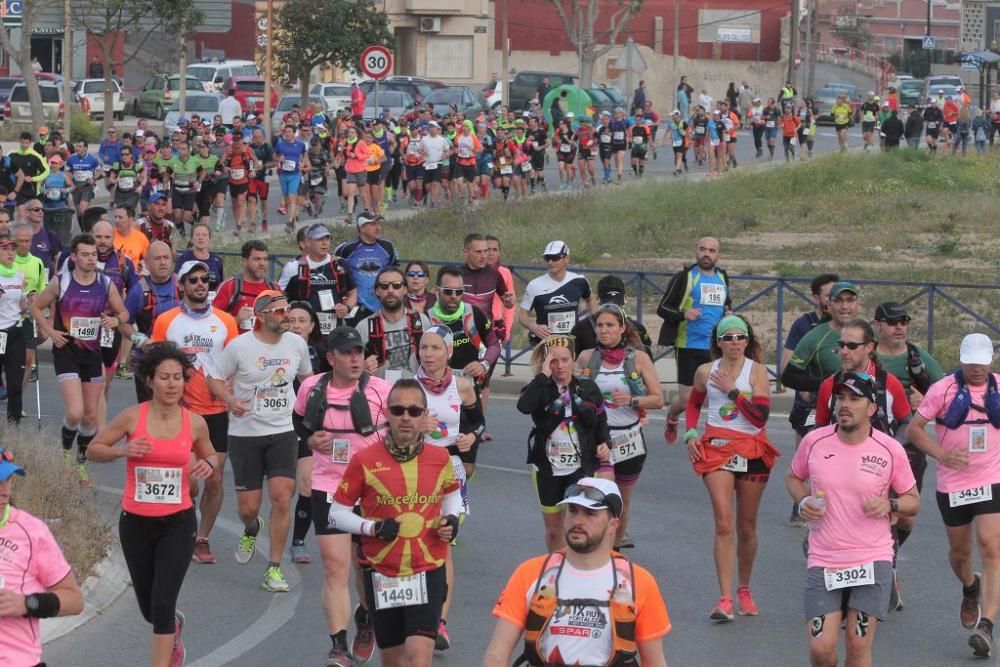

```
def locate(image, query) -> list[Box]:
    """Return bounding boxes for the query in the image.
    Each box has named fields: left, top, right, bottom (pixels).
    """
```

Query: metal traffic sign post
left=361, top=45, right=392, bottom=119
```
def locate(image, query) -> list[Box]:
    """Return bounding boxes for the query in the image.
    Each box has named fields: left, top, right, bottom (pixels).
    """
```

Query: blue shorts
left=278, top=171, right=301, bottom=197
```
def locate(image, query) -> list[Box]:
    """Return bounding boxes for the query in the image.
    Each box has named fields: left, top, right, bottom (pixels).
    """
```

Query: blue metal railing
left=220, top=252, right=1000, bottom=385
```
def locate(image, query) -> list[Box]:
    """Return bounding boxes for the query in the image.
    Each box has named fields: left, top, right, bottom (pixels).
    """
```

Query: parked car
left=363, top=90, right=416, bottom=122
left=271, top=94, right=330, bottom=137
left=585, top=87, right=615, bottom=116
left=421, top=86, right=481, bottom=116
left=812, top=85, right=860, bottom=124
left=508, top=71, right=577, bottom=111
left=925, top=74, right=963, bottom=90
left=359, top=76, right=443, bottom=105
left=187, top=59, right=259, bottom=93
left=73, top=78, right=125, bottom=121
left=6, top=81, right=67, bottom=123
left=222, top=76, right=278, bottom=115
left=600, top=86, right=629, bottom=109
left=163, top=92, right=223, bottom=135
left=0, top=77, right=19, bottom=118
left=133, top=74, right=203, bottom=120
left=897, top=77, right=925, bottom=107
left=310, top=82, right=352, bottom=115
left=922, top=82, right=961, bottom=103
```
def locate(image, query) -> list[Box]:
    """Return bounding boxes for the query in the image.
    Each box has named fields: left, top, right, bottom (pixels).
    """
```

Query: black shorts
left=447, top=160, right=460, bottom=181
left=203, top=411, right=229, bottom=454
left=556, top=150, right=576, bottom=163
left=113, top=190, right=141, bottom=211
left=835, top=123, right=851, bottom=133
left=229, top=431, right=298, bottom=491
left=926, top=129, right=940, bottom=139
left=423, top=167, right=442, bottom=184
left=676, top=347, right=712, bottom=386
left=705, top=456, right=772, bottom=482
left=530, top=155, right=545, bottom=172
left=862, top=122, right=876, bottom=133
left=903, top=444, right=927, bottom=494
left=405, top=165, right=424, bottom=181
left=228, top=182, right=249, bottom=198
left=366, top=170, right=381, bottom=186
left=936, top=483, right=1000, bottom=527
left=171, top=189, right=197, bottom=212
left=311, top=491, right=362, bottom=540
left=297, top=437, right=313, bottom=459
left=53, top=344, right=104, bottom=384
left=611, top=142, right=627, bottom=153
left=460, top=164, right=476, bottom=183
left=534, top=468, right=586, bottom=509
left=72, top=184, right=96, bottom=203
left=100, top=331, right=123, bottom=368
left=363, top=565, right=448, bottom=649
left=21, top=318, right=36, bottom=351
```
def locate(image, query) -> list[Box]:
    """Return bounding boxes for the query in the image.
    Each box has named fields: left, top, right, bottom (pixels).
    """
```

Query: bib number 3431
left=824, top=561, right=874, bottom=591
left=950, top=484, right=993, bottom=508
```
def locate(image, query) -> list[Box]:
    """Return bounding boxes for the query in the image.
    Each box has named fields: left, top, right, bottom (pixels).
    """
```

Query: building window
left=426, top=36, right=472, bottom=79
left=883, top=37, right=897, bottom=52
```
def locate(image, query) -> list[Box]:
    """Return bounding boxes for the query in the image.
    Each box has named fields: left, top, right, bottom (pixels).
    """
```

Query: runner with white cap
left=518, top=240, right=596, bottom=347
left=907, top=333, right=1000, bottom=657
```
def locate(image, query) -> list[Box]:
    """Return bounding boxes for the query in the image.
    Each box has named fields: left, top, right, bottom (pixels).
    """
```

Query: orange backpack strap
left=521, top=551, right=564, bottom=666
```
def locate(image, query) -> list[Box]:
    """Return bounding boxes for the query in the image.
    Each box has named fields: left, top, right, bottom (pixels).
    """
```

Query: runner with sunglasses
left=329, top=379, right=461, bottom=667
left=151, top=260, right=239, bottom=566
left=207, top=291, right=313, bottom=593
left=577, top=304, right=663, bottom=551
left=485, top=477, right=671, bottom=667
left=359, top=267, right=430, bottom=381
left=518, top=240, right=595, bottom=347
left=293, top=326, right=393, bottom=666
left=403, top=261, right=435, bottom=314
left=282, top=223, right=357, bottom=338
left=683, top=315, right=779, bottom=621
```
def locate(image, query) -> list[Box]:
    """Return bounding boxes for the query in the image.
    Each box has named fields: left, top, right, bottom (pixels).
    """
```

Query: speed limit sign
left=360, top=45, right=393, bottom=79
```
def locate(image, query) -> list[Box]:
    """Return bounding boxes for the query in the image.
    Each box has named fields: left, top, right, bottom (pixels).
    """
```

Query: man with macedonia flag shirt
left=329, top=378, right=462, bottom=667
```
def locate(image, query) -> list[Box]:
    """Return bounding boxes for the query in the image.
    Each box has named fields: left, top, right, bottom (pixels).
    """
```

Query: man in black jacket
left=881, top=109, right=905, bottom=150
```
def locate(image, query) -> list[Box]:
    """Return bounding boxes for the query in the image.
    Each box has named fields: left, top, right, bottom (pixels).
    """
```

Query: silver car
left=271, top=94, right=330, bottom=137
left=362, top=90, right=415, bottom=122
left=310, top=82, right=352, bottom=117
left=163, top=92, right=223, bottom=135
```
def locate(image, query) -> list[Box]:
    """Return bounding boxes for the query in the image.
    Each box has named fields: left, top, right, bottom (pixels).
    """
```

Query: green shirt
left=14, top=252, right=45, bottom=294
left=788, top=321, right=842, bottom=380
left=164, top=156, right=200, bottom=187
left=877, top=345, right=944, bottom=392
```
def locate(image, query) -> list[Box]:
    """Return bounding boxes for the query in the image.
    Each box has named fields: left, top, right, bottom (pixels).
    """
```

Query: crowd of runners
left=0, top=74, right=997, bottom=667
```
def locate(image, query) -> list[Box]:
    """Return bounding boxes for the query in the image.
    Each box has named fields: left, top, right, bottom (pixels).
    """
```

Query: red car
left=223, top=76, right=279, bottom=115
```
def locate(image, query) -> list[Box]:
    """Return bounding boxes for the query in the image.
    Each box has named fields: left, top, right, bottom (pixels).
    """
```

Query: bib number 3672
left=824, top=561, right=874, bottom=591
left=373, top=571, right=427, bottom=610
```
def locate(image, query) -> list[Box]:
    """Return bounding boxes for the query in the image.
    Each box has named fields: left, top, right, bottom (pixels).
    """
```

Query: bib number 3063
left=950, top=484, right=993, bottom=508
left=373, top=571, right=428, bottom=610
left=824, top=561, right=874, bottom=591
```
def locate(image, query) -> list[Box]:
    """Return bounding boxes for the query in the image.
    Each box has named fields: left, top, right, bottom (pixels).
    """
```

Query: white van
left=186, top=59, right=260, bottom=92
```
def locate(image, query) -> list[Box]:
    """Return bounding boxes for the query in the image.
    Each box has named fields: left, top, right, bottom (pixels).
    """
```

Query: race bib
left=927, top=122, right=938, bottom=129
left=672, top=138, right=683, bottom=147
left=824, top=562, right=875, bottom=592
left=559, top=144, right=572, bottom=153
left=150, top=183, right=162, bottom=193
left=721, top=455, right=748, bottom=473
left=134, top=466, right=183, bottom=504
left=372, top=571, right=428, bottom=610
left=695, top=126, right=706, bottom=135
left=766, top=120, right=775, bottom=128
left=458, top=149, right=473, bottom=158
left=100, top=326, right=115, bottom=348
left=253, top=385, right=291, bottom=417
left=700, top=283, right=726, bottom=307
left=239, top=316, right=255, bottom=331
left=230, top=168, right=245, bottom=180
left=317, top=312, right=336, bottom=335
left=600, top=135, right=611, bottom=143
left=547, top=310, right=575, bottom=334
left=73, top=170, right=93, bottom=182
left=45, top=188, right=63, bottom=200
left=70, top=317, right=101, bottom=340
left=208, top=291, right=217, bottom=305
left=332, top=439, right=350, bottom=464
left=609, top=424, right=645, bottom=464
left=425, top=162, right=439, bottom=170
left=612, top=131, right=625, bottom=141
left=318, top=289, right=336, bottom=311
left=950, top=484, right=993, bottom=508
left=117, top=176, right=135, bottom=190
left=281, top=159, right=296, bottom=172
left=790, top=137, right=798, bottom=146
left=969, top=426, right=988, bottom=453
left=310, top=175, right=323, bottom=186
left=486, top=162, right=494, bottom=170
left=499, top=165, right=513, bottom=175
left=547, top=437, right=580, bottom=470
left=632, top=136, right=644, bottom=145
left=0, top=331, right=7, bottom=355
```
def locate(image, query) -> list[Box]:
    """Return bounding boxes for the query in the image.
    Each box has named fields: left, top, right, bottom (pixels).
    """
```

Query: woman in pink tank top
left=88, top=341, right=216, bottom=667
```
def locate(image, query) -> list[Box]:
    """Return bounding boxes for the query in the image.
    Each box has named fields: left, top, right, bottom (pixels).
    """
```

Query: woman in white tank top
left=414, top=325, right=482, bottom=640
left=681, top=314, right=779, bottom=623
left=576, top=304, right=663, bottom=551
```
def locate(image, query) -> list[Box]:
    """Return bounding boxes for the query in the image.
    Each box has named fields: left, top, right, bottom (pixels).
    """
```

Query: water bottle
left=809, top=490, right=826, bottom=530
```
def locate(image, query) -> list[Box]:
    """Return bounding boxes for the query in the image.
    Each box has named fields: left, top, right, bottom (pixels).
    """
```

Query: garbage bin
left=44, top=207, right=74, bottom=245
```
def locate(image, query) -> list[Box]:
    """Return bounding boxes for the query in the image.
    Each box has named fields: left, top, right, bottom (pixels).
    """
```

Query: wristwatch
left=727, top=389, right=740, bottom=401
left=25, top=594, right=39, bottom=614
left=889, top=499, right=900, bottom=513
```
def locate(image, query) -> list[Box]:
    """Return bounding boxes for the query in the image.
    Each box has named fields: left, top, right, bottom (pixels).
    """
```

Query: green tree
left=0, top=0, right=59, bottom=130
left=548, top=0, right=643, bottom=88
left=274, top=0, right=394, bottom=107
left=74, top=0, right=204, bottom=132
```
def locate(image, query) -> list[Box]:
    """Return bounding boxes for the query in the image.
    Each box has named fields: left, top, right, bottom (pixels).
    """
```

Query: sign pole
left=264, top=0, right=273, bottom=143
left=375, top=79, right=380, bottom=120
left=63, top=0, right=71, bottom=140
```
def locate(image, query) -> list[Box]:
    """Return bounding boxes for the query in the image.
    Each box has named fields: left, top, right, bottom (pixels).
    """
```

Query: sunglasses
left=25, top=207, right=42, bottom=212
left=377, top=281, right=405, bottom=290
left=719, top=333, right=749, bottom=342
left=185, top=275, right=210, bottom=284
left=563, top=483, right=622, bottom=517
left=260, top=306, right=288, bottom=316
left=439, top=287, right=464, bottom=296
left=388, top=404, right=425, bottom=417
left=837, top=340, right=867, bottom=350
left=544, top=254, right=567, bottom=262
left=406, top=271, right=427, bottom=278
left=881, top=317, right=910, bottom=326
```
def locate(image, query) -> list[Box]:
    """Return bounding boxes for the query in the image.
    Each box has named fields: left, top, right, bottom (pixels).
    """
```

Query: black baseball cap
left=834, top=372, right=878, bottom=403
left=326, top=326, right=364, bottom=353
left=873, top=302, right=909, bottom=322
left=597, top=275, right=626, bottom=306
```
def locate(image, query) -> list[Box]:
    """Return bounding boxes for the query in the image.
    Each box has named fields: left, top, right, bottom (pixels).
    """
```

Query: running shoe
left=789, top=502, right=806, bottom=527
left=278, top=205, right=287, bottom=216
left=352, top=603, right=375, bottom=663
left=737, top=587, right=759, bottom=616
left=970, top=621, right=994, bottom=658
left=169, top=611, right=186, bottom=667
left=289, top=542, right=311, bottom=564
left=262, top=565, right=290, bottom=592
left=192, top=538, right=217, bottom=564
left=435, top=620, right=451, bottom=651
left=76, top=463, right=91, bottom=488
left=235, top=517, right=263, bottom=564
left=214, top=219, right=225, bottom=233
left=962, top=572, right=982, bottom=630
left=710, top=597, right=735, bottom=622
left=325, top=646, right=353, bottom=667
left=664, top=418, right=678, bottom=444
left=889, top=569, right=903, bottom=612
left=261, top=220, right=269, bottom=233
left=115, top=367, right=133, bottom=380
left=29, top=366, right=37, bottom=382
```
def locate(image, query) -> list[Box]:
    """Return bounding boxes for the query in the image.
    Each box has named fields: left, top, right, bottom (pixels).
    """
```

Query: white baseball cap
left=542, top=240, right=568, bottom=257
left=960, top=333, right=994, bottom=365
left=557, top=477, right=623, bottom=517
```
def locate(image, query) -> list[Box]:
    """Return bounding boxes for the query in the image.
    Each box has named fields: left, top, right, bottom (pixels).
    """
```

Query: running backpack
left=301, top=371, right=377, bottom=436
left=581, top=347, right=644, bottom=397
left=366, top=311, right=424, bottom=367
left=937, top=371, right=1000, bottom=430
left=224, top=275, right=279, bottom=314
left=292, top=255, right=346, bottom=302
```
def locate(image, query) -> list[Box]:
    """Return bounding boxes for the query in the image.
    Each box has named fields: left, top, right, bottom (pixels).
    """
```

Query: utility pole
left=788, top=0, right=800, bottom=84
left=926, top=0, right=932, bottom=76
left=63, top=0, right=71, bottom=140
left=501, top=0, right=509, bottom=110
left=264, top=0, right=274, bottom=142
left=179, top=29, right=187, bottom=116
left=805, top=0, right=816, bottom=96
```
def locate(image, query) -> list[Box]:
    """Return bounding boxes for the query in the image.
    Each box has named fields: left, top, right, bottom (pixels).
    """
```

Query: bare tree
left=0, top=0, right=59, bottom=130
left=549, top=0, right=644, bottom=88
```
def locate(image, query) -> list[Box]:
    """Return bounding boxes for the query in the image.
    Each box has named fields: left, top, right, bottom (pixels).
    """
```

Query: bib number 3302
left=373, top=571, right=428, bottom=610
left=824, top=561, right=874, bottom=591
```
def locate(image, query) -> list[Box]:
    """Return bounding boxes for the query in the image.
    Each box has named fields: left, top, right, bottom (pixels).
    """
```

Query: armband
left=24, top=592, right=61, bottom=618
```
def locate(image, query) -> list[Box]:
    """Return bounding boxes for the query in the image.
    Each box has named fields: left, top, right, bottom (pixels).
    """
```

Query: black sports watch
left=25, top=594, right=40, bottom=614
left=889, top=499, right=900, bottom=513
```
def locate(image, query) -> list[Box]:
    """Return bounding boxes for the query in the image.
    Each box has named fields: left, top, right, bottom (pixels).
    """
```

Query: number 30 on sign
left=361, top=45, right=393, bottom=79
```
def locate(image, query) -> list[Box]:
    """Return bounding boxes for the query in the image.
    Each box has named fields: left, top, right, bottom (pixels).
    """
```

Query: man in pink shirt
left=787, top=372, right=919, bottom=667
left=0, top=448, right=83, bottom=665
left=908, top=333, right=1000, bottom=658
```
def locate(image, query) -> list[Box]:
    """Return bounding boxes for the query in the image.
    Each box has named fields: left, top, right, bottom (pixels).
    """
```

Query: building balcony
left=403, top=0, right=465, bottom=14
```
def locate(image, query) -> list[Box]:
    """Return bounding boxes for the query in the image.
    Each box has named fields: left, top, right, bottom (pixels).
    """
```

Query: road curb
left=41, top=545, right=129, bottom=645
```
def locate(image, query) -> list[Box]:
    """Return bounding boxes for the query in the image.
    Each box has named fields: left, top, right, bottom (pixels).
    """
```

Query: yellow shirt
left=366, top=143, right=385, bottom=172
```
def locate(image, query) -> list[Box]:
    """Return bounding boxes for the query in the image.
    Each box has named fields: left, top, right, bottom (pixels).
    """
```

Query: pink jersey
left=0, top=507, right=73, bottom=665
left=791, top=424, right=916, bottom=569
left=293, top=374, right=392, bottom=494
left=917, top=373, right=1000, bottom=493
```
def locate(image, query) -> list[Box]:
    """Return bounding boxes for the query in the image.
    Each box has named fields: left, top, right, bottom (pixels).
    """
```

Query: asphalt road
left=35, top=377, right=980, bottom=667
